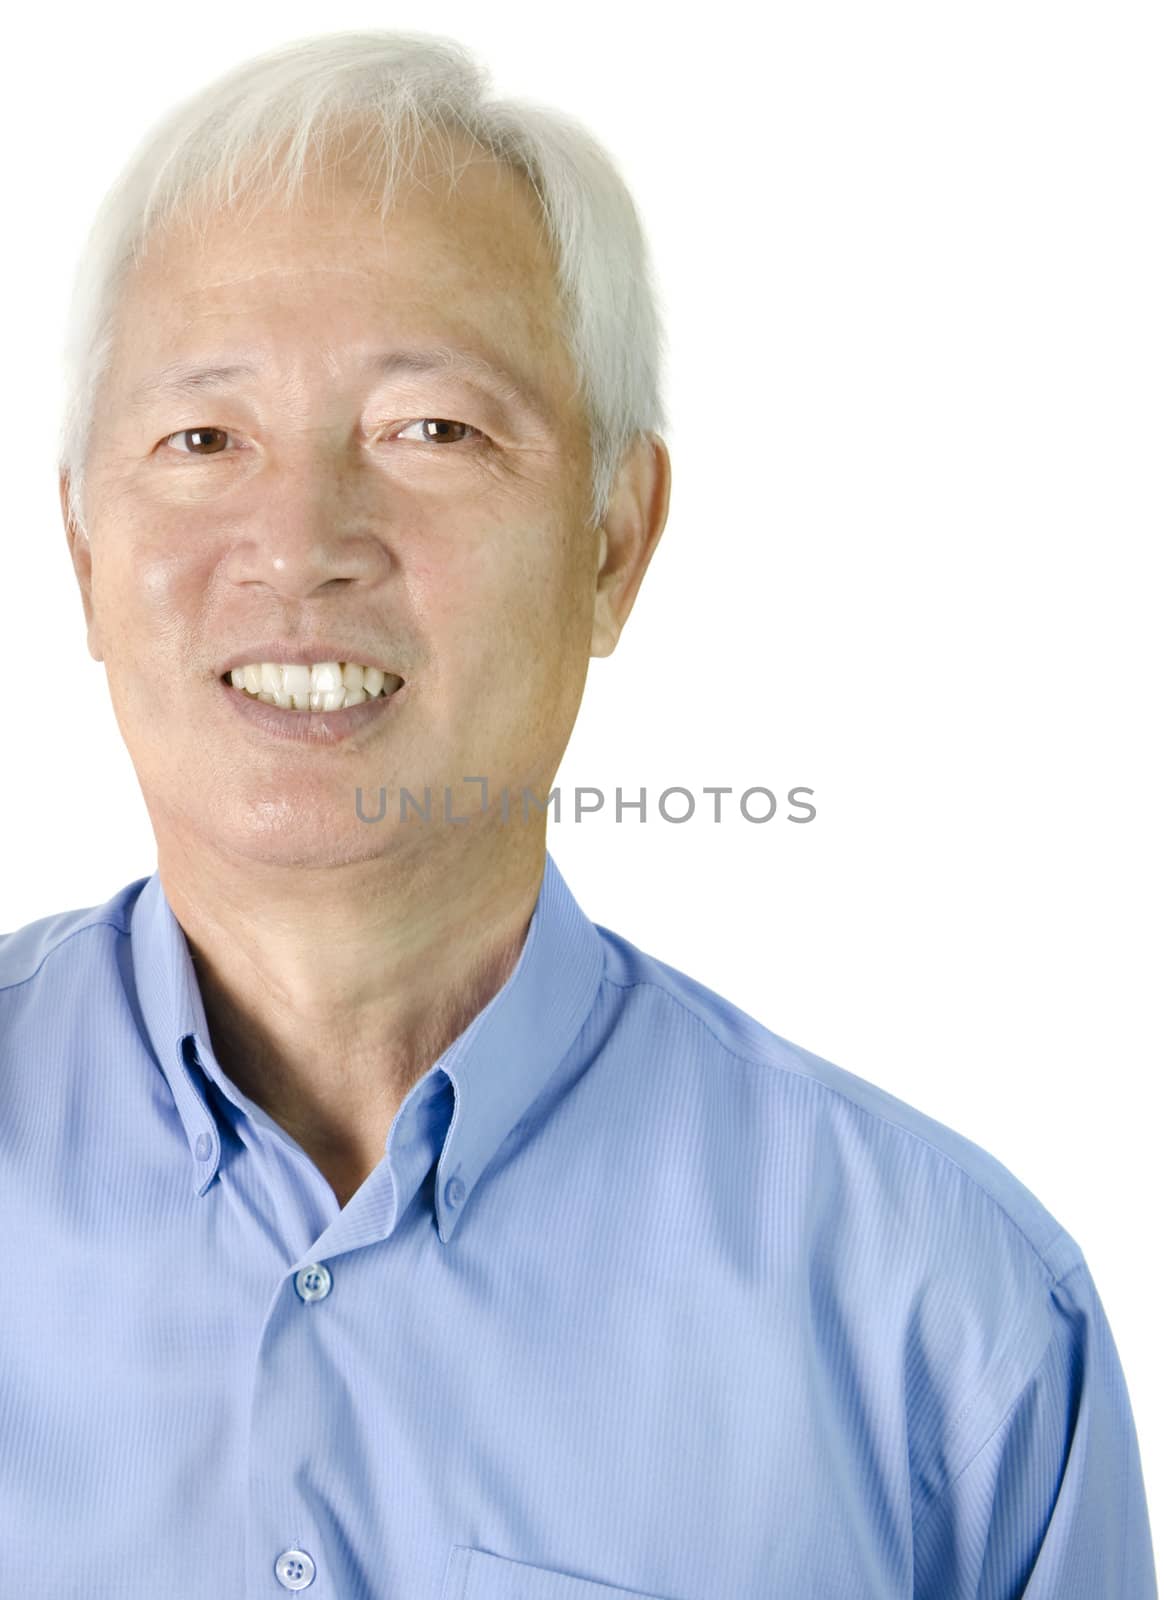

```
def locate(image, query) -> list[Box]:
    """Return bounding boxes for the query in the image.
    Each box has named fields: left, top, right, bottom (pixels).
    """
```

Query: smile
left=218, top=663, right=408, bottom=746
left=223, top=661, right=404, bottom=711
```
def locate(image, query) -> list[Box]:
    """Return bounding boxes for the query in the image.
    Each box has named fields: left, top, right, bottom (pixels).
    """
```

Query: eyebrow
left=126, top=345, right=555, bottom=427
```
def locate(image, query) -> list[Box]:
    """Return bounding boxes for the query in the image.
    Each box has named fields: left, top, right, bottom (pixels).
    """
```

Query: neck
left=155, top=824, right=546, bottom=1201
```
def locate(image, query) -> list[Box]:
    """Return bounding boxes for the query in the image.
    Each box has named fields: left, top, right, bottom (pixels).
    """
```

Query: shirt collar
left=129, top=849, right=606, bottom=1241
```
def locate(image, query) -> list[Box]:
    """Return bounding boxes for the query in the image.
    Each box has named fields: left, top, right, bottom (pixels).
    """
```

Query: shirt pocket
left=442, top=1546, right=673, bottom=1600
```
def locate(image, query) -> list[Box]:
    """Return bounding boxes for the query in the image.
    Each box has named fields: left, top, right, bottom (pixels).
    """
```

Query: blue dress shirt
left=0, top=850, right=1155, bottom=1598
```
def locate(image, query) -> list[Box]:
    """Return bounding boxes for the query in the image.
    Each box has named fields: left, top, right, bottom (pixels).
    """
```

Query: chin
left=173, top=789, right=394, bottom=869
left=222, top=826, right=397, bottom=871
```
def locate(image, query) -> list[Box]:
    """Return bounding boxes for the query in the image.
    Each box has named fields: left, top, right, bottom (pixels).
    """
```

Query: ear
left=59, top=469, right=104, bottom=663
left=589, top=432, right=671, bottom=659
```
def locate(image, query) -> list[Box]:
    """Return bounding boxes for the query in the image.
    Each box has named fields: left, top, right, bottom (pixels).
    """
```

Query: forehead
left=111, top=145, right=569, bottom=384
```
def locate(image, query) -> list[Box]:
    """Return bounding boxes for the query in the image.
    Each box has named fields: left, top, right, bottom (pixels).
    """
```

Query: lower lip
left=218, top=677, right=408, bottom=744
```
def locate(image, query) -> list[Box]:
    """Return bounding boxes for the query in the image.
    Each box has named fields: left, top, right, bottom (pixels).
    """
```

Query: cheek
left=412, top=553, right=581, bottom=754
left=95, top=534, right=208, bottom=656
left=472, top=541, right=593, bottom=711
left=412, top=528, right=567, bottom=663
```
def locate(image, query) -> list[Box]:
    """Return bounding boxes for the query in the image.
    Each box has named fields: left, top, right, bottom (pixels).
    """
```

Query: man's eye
left=159, top=420, right=483, bottom=455
left=162, top=427, right=234, bottom=455
left=391, top=419, right=483, bottom=445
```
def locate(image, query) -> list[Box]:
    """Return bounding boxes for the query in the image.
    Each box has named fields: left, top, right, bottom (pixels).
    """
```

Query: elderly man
left=0, top=28, right=1154, bottom=1600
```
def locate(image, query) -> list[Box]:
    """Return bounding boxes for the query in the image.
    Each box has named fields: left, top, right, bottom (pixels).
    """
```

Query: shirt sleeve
left=912, top=1256, right=1158, bottom=1598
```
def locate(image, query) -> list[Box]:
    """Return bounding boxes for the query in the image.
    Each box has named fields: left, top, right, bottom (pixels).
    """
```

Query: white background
left=2, top=0, right=1160, bottom=1552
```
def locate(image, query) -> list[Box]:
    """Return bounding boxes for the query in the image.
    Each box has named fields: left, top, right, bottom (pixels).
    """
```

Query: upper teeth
left=228, top=661, right=402, bottom=711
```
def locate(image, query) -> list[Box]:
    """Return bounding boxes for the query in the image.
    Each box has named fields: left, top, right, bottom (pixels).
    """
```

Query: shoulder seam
left=911, top=1311, right=1062, bottom=1536
left=0, top=917, right=129, bottom=997
left=601, top=970, right=1071, bottom=1287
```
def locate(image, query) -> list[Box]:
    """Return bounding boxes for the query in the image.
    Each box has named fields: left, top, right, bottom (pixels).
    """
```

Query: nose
left=222, top=444, right=395, bottom=600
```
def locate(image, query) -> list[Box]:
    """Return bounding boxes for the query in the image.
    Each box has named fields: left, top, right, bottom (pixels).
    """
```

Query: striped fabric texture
left=0, top=849, right=1156, bottom=1597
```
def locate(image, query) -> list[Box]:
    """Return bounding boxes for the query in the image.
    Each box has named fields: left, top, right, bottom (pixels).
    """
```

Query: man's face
left=68, top=145, right=604, bottom=870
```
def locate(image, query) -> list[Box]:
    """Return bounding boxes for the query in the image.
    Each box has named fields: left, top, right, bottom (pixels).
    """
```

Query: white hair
left=57, top=28, right=668, bottom=536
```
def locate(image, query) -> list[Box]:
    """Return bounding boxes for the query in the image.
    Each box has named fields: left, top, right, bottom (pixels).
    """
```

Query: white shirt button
left=294, top=1263, right=332, bottom=1302
left=274, top=1547, right=316, bottom=1589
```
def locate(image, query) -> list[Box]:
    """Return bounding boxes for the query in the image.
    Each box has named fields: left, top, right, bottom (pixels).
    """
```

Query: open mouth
left=221, top=661, right=404, bottom=712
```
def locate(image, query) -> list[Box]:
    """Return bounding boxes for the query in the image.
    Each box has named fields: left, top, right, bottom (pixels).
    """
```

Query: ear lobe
left=589, top=597, right=618, bottom=660
left=588, top=433, right=671, bottom=660
left=588, top=528, right=618, bottom=657
left=59, top=469, right=104, bottom=662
